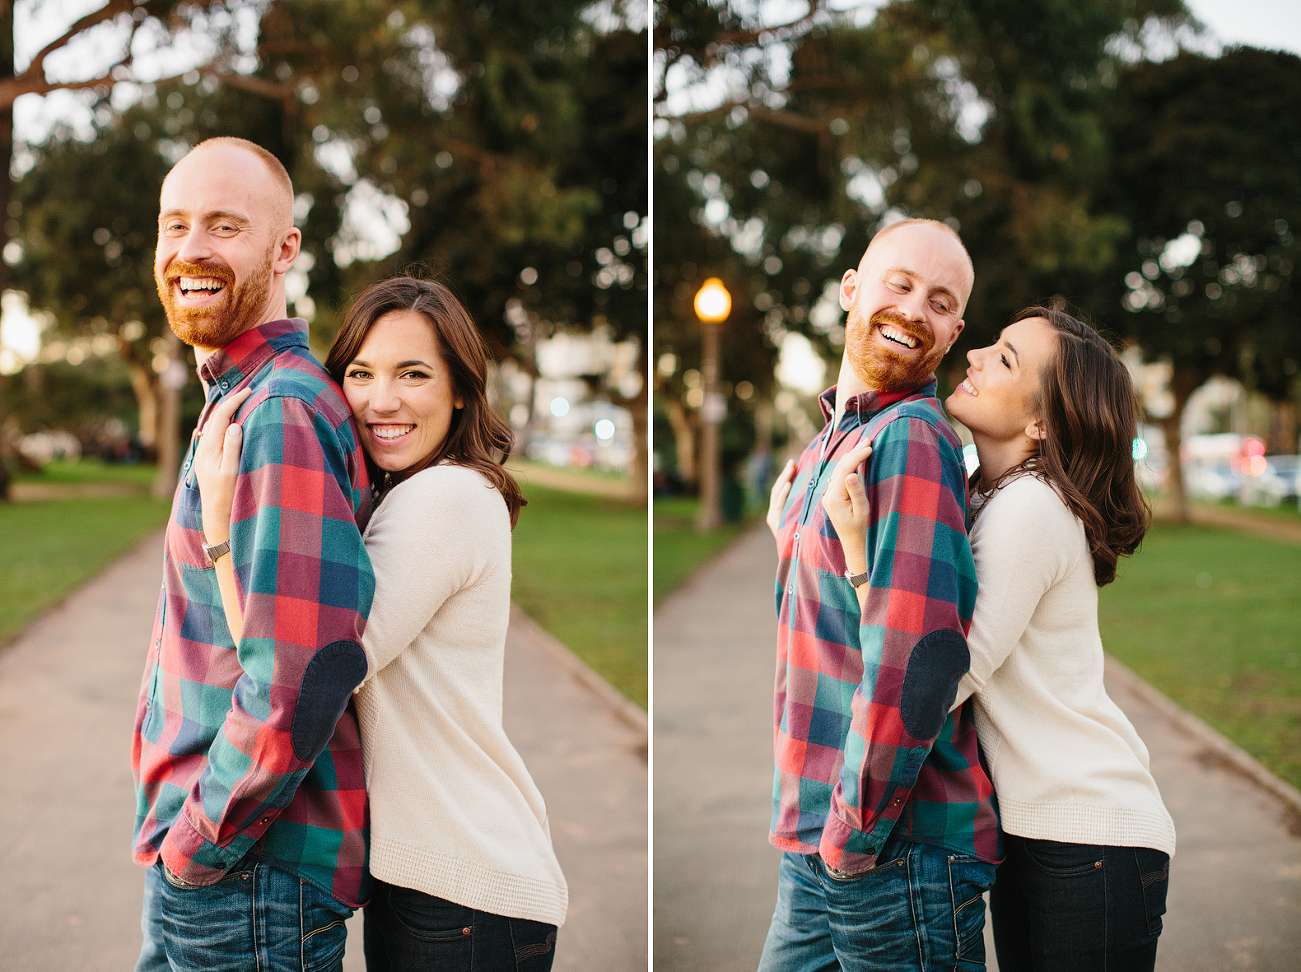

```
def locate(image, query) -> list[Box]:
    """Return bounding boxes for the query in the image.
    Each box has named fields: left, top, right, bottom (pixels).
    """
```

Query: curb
left=1104, top=654, right=1301, bottom=817
left=508, top=603, right=649, bottom=749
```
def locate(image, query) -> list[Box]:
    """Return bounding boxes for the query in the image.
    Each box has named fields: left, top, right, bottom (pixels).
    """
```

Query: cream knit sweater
left=354, top=464, right=568, bottom=927
left=954, top=474, right=1176, bottom=858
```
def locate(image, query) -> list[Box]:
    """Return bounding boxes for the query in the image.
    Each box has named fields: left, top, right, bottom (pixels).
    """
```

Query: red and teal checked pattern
left=770, top=382, right=999, bottom=874
left=132, top=319, right=376, bottom=907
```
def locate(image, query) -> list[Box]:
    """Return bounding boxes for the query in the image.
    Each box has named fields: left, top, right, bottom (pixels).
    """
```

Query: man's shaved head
left=174, top=136, right=294, bottom=231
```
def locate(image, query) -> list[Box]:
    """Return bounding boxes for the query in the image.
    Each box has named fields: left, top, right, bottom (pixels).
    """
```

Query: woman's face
left=946, top=316, right=1058, bottom=444
left=342, top=309, right=463, bottom=478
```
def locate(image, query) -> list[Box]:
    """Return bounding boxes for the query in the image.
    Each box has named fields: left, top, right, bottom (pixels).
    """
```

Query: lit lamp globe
left=693, top=277, right=731, bottom=323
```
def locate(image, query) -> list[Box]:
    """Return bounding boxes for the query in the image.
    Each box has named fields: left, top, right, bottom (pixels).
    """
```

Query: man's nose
left=898, top=287, right=928, bottom=321
left=175, top=228, right=212, bottom=264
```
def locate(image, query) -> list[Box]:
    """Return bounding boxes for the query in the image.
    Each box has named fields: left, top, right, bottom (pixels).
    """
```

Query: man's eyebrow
left=158, top=209, right=252, bottom=226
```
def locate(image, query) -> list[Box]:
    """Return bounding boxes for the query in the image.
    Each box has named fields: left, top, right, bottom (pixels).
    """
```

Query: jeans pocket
left=300, top=882, right=351, bottom=972
left=948, top=855, right=994, bottom=966
left=386, top=886, right=476, bottom=943
left=1135, top=848, right=1170, bottom=936
left=1021, top=838, right=1105, bottom=877
left=509, top=917, right=559, bottom=972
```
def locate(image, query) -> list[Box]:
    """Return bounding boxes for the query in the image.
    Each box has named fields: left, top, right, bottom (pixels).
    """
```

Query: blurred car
left=1186, top=461, right=1243, bottom=502
left=1239, top=455, right=1299, bottom=507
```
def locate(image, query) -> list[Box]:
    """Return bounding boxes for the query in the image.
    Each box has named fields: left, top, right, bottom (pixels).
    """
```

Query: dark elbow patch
left=292, top=640, right=368, bottom=762
left=900, top=629, right=970, bottom=741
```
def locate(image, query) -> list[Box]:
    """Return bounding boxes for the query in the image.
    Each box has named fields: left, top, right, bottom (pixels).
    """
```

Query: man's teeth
left=179, top=278, right=224, bottom=294
left=880, top=326, right=919, bottom=349
left=374, top=426, right=413, bottom=440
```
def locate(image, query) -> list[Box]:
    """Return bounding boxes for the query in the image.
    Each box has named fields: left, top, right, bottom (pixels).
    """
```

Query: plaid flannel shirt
left=770, top=380, right=999, bottom=874
left=132, top=318, right=376, bottom=907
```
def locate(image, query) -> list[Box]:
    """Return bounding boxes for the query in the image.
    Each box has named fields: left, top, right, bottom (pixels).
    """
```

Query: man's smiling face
left=154, top=144, right=290, bottom=350
left=840, top=222, right=973, bottom=393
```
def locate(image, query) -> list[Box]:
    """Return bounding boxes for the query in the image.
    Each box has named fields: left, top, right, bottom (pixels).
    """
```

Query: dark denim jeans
left=363, top=879, right=558, bottom=972
left=135, top=858, right=353, bottom=972
left=990, top=835, right=1170, bottom=972
left=757, top=841, right=996, bottom=972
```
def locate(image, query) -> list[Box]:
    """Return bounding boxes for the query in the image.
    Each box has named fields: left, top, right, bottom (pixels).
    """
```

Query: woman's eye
left=346, top=370, right=370, bottom=380
left=402, top=370, right=430, bottom=380
left=1000, top=354, right=1010, bottom=368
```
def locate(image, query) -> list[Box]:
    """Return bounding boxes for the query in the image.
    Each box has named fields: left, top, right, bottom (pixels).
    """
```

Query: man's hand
left=767, top=458, right=797, bottom=541
left=821, top=440, right=873, bottom=575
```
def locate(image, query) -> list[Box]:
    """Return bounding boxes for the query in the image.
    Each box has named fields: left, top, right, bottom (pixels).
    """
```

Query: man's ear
left=946, top=319, right=965, bottom=351
left=839, top=268, right=858, bottom=312
left=1025, top=418, right=1047, bottom=442
left=274, top=227, right=302, bottom=274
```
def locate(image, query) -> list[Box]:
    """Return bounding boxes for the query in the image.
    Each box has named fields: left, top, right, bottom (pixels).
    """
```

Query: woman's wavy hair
left=325, top=276, right=525, bottom=528
left=975, top=300, right=1149, bottom=586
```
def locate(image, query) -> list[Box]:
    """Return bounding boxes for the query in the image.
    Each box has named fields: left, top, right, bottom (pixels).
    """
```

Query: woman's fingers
left=220, top=423, right=244, bottom=476
left=767, top=458, right=798, bottom=539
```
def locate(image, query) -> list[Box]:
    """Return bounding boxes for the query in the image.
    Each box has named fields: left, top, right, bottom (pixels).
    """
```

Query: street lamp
left=694, top=277, right=730, bottom=530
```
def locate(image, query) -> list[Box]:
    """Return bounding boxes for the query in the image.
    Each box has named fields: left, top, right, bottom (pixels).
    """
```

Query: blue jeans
left=757, top=841, right=996, bottom=972
left=134, top=859, right=353, bottom=972
left=990, top=835, right=1169, bottom=972
left=363, top=879, right=558, bottom=972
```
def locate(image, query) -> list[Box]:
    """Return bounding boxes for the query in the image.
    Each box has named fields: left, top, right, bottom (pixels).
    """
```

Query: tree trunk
left=1158, top=367, right=1201, bottom=523
left=152, top=330, right=184, bottom=499
left=664, top=394, right=698, bottom=492
left=626, top=341, right=649, bottom=506
left=127, top=359, right=160, bottom=456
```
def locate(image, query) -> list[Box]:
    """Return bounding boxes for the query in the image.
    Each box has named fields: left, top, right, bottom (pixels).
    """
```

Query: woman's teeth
left=961, top=379, right=977, bottom=396
left=374, top=426, right=413, bottom=440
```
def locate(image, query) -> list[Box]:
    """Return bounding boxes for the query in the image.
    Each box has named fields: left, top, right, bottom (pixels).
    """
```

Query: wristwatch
left=844, top=568, right=870, bottom=588
left=203, top=539, right=231, bottom=564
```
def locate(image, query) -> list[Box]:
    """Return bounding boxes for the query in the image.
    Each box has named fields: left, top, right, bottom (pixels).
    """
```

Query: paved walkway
left=0, top=530, right=647, bottom=971
left=654, top=523, right=1301, bottom=972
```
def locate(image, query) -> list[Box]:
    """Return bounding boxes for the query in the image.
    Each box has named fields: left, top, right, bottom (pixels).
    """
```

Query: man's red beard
left=156, top=247, right=275, bottom=350
left=844, top=306, right=946, bottom=393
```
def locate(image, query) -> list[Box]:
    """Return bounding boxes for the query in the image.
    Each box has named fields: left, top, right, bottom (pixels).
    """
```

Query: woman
left=818, top=304, right=1173, bottom=972
left=194, top=276, right=566, bottom=971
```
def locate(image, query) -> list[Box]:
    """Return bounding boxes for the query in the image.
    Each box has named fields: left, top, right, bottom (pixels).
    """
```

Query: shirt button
left=793, top=532, right=800, bottom=541
left=219, top=379, right=229, bottom=389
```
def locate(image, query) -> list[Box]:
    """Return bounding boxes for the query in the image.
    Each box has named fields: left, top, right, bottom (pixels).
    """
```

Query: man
left=760, top=218, right=998, bottom=970
left=131, top=137, right=374, bottom=972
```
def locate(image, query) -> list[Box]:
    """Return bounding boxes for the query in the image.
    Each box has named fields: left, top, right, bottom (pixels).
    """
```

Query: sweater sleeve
left=951, top=476, right=1076, bottom=709
left=358, top=466, right=508, bottom=680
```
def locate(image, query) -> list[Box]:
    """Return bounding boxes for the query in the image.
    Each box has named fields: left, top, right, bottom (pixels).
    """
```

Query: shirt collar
left=818, top=377, right=938, bottom=430
left=197, top=318, right=310, bottom=390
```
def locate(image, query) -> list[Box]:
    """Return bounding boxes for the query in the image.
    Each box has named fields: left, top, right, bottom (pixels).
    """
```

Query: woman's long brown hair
left=325, top=276, right=525, bottom=528
left=975, top=301, right=1149, bottom=586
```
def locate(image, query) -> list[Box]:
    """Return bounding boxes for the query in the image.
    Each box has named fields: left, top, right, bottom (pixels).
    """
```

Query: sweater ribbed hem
left=997, top=798, right=1176, bottom=858
left=369, top=835, right=568, bottom=927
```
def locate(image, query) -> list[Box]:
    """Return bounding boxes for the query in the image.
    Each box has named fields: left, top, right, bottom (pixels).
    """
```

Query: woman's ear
left=1025, top=418, right=1047, bottom=442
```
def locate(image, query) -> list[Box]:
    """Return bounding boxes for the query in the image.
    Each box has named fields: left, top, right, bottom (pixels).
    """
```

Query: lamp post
left=693, top=277, right=730, bottom=531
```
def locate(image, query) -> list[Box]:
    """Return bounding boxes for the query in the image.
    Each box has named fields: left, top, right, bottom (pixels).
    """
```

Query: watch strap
left=203, top=539, right=231, bottom=564
left=844, top=568, right=870, bottom=588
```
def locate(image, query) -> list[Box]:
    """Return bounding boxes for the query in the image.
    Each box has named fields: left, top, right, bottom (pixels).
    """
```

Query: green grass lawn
left=0, top=495, right=171, bottom=644
left=4, top=463, right=649, bottom=710
left=1100, top=523, right=1301, bottom=790
left=14, top=457, right=156, bottom=487
left=653, top=496, right=757, bottom=604
left=511, top=485, right=649, bottom=709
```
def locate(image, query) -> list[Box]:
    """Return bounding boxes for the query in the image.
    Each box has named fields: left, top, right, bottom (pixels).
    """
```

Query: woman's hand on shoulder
left=766, top=458, right=797, bottom=542
left=821, top=439, right=873, bottom=573
left=193, top=388, right=251, bottom=546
